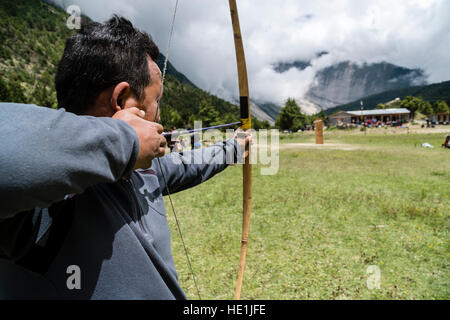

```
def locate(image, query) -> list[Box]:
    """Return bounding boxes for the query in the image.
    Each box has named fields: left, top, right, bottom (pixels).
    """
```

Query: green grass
left=165, top=130, right=450, bottom=300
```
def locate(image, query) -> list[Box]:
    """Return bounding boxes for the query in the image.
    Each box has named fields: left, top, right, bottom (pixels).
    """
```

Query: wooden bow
left=229, top=0, right=253, bottom=300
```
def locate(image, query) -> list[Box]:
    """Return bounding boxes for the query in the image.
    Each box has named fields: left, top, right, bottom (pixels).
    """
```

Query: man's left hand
left=233, top=129, right=253, bottom=159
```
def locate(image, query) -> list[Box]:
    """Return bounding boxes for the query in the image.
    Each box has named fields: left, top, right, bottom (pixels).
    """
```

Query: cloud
left=49, top=0, right=450, bottom=106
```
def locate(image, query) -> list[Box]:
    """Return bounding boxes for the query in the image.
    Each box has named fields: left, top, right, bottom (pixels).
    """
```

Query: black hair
left=55, top=15, right=159, bottom=114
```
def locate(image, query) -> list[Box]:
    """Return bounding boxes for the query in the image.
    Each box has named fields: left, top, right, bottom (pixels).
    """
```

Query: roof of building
left=345, top=108, right=411, bottom=116
left=328, top=111, right=354, bottom=118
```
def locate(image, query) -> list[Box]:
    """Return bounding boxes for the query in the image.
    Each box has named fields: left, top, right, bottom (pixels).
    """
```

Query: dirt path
left=322, top=126, right=450, bottom=135
left=279, top=143, right=360, bottom=151
left=255, top=142, right=362, bottom=151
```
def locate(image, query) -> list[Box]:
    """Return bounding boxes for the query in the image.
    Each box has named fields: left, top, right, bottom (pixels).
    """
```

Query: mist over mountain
left=272, top=51, right=329, bottom=73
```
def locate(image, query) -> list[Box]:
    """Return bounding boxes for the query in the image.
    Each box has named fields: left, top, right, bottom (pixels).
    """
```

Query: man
left=167, top=126, right=181, bottom=152
left=0, top=16, right=247, bottom=299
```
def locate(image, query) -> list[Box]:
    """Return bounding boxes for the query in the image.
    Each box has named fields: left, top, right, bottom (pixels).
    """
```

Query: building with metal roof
left=430, top=112, right=450, bottom=124
left=346, top=108, right=410, bottom=117
left=328, top=108, right=411, bottom=126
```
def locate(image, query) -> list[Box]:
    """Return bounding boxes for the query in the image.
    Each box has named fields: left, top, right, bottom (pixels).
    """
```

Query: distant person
left=190, top=132, right=201, bottom=150
left=167, top=126, right=179, bottom=152
left=164, top=129, right=172, bottom=150
left=190, top=131, right=195, bottom=150
left=194, top=141, right=202, bottom=149
left=442, top=135, right=450, bottom=149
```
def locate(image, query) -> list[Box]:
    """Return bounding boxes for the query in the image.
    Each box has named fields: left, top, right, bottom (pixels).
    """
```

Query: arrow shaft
left=162, top=121, right=241, bottom=137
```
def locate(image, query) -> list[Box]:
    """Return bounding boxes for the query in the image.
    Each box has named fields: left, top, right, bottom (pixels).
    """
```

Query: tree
left=0, top=78, right=11, bottom=101
left=198, top=100, right=220, bottom=127
left=420, top=101, right=434, bottom=117
left=275, top=98, right=306, bottom=131
left=306, top=110, right=328, bottom=126
left=161, top=105, right=184, bottom=128
left=6, top=80, right=27, bottom=104
left=252, top=117, right=271, bottom=130
left=433, top=101, right=449, bottom=114
left=32, top=82, right=53, bottom=108
left=375, top=103, right=385, bottom=109
left=400, top=96, right=423, bottom=120
left=314, top=110, right=328, bottom=125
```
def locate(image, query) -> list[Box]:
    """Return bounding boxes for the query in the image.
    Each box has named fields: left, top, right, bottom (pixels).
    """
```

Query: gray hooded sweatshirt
left=0, top=103, right=241, bottom=299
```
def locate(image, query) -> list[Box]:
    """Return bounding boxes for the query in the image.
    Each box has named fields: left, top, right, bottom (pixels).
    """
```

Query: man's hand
left=113, top=107, right=166, bottom=169
left=233, top=128, right=253, bottom=159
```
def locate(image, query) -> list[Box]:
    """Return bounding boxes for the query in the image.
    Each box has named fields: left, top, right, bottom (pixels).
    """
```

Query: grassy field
left=166, top=127, right=450, bottom=300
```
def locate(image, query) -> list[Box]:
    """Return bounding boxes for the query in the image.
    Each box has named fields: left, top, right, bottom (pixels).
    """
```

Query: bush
left=0, top=78, right=11, bottom=101
left=0, top=46, right=11, bottom=59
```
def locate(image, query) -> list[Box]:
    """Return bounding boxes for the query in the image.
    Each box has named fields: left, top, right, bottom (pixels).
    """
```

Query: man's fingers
left=160, top=136, right=167, bottom=148
left=112, top=107, right=146, bottom=120
left=152, top=122, right=164, bottom=134
left=155, top=137, right=166, bottom=157
left=126, top=107, right=146, bottom=118
left=157, top=147, right=166, bottom=157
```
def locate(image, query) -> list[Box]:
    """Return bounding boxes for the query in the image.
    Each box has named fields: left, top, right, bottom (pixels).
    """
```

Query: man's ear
left=111, top=82, right=132, bottom=112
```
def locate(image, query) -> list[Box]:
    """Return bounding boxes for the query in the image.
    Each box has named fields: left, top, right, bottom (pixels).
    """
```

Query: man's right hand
left=113, top=107, right=166, bottom=169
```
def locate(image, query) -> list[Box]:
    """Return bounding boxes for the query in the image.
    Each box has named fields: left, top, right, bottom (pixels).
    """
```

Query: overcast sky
left=52, top=0, right=450, bottom=105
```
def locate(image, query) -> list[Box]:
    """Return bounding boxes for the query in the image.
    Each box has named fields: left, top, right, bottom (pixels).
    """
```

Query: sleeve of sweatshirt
left=154, top=138, right=244, bottom=195
left=0, top=103, right=140, bottom=218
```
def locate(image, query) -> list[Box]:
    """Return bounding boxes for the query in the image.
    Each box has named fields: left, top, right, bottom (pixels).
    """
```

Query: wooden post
left=315, top=119, right=324, bottom=144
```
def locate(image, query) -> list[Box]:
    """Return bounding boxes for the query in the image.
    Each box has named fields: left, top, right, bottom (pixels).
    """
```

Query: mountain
left=250, top=100, right=278, bottom=124
left=325, top=80, right=450, bottom=115
left=305, top=61, right=427, bottom=110
left=267, top=57, right=429, bottom=118
left=0, top=0, right=250, bottom=129
left=156, top=53, right=197, bottom=88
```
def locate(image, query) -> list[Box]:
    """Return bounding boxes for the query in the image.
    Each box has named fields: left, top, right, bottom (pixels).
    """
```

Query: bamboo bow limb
left=229, top=0, right=253, bottom=300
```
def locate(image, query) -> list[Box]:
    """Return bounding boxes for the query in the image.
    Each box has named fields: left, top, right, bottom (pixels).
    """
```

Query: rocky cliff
left=305, top=61, right=427, bottom=110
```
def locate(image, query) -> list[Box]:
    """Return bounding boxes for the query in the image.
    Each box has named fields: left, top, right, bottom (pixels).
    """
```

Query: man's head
left=55, top=15, right=162, bottom=121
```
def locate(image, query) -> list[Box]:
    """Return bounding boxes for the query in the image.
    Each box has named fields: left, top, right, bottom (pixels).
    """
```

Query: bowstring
left=154, top=0, right=202, bottom=300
